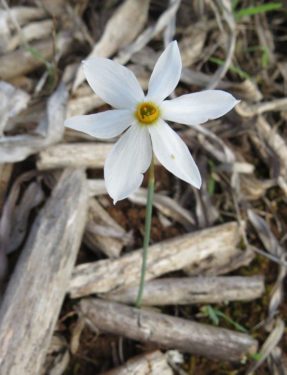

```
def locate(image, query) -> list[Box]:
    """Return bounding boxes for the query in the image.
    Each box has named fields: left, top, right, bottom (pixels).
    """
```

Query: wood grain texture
left=0, top=39, right=54, bottom=80
left=37, top=143, right=113, bottom=170
left=0, top=169, right=88, bottom=375
left=256, top=115, right=287, bottom=177
left=101, top=351, right=173, bottom=375
left=69, top=222, right=249, bottom=298
left=0, top=164, right=12, bottom=212
left=72, top=0, right=150, bottom=90
left=80, top=298, right=258, bottom=362
left=103, top=276, right=265, bottom=305
left=0, top=83, right=68, bottom=163
left=84, top=198, right=126, bottom=258
left=37, top=143, right=162, bottom=171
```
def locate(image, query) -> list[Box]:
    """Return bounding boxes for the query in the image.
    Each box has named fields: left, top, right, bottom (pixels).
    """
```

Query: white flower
left=65, top=41, right=239, bottom=203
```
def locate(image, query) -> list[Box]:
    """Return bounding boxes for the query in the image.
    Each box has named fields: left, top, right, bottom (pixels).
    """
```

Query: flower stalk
left=135, top=156, right=155, bottom=307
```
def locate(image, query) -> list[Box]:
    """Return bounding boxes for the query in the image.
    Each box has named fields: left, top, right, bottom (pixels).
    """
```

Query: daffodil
left=65, top=41, right=239, bottom=203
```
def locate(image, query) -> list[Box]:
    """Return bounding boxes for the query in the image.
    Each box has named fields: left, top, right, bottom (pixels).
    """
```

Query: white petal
left=83, top=58, right=144, bottom=109
left=104, top=124, right=152, bottom=203
left=149, top=119, right=201, bottom=188
left=65, top=109, right=133, bottom=139
left=161, top=90, right=240, bottom=126
left=147, top=41, right=182, bottom=102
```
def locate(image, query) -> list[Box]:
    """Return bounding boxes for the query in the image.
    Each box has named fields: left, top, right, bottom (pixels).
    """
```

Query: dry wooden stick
left=0, top=6, right=46, bottom=53
left=0, top=39, right=54, bottom=80
left=101, top=351, right=173, bottom=375
left=37, top=143, right=162, bottom=171
left=183, top=244, right=254, bottom=276
left=0, top=81, right=30, bottom=135
left=0, top=83, right=68, bottom=164
left=40, top=335, right=70, bottom=375
left=70, top=222, right=252, bottom=298
left=84, top=198, right=127, bottom=258
left=129, top=188, right=195, bottom=228
left=103, top=276, right=265, bottom=305
left=0, top=30, right=72, bottom=81
left=67, top=94, right=104, bottom=118
left=0, top=169, right=88, bottom=375
left=37, top=143, right=113, bottom=170
left=236, top=98, right=287, bottom=118
left=72, top=0, right=150, bottom=90
left=255, top=115, right=287, bottom=177
left=87, top=179, right=106, bottom=197
left=87, top=181, right=195, bottom=228
left=5, top=20, right=54, bottom=53
left=1, top=6, right=46, bottom=26
left=80, top=298, right=258, bottom=362
left=0, top=164, right=12, bottom=211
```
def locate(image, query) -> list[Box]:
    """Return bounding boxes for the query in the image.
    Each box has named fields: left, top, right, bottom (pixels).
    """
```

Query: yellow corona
left=135, top=102, right=160, bottom=125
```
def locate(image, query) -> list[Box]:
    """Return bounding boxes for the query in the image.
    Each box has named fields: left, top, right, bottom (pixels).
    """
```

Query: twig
left=101, top=351, right=173, bottom=375
left=69, top=222, right=248, bottom=298
left=80, top=298, right=258, bottom=362
left=104, top=276, right=265, bottom=306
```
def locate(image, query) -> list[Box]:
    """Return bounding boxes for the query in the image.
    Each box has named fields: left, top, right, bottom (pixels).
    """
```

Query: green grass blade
left=215, top=309, right=248, bottom=333
left=235, top=2, right=282, bottom=21
left=209, top=57, right=250, bottom=80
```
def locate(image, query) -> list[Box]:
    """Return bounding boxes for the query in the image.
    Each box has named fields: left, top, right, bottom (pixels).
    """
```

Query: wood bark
left=80, top=298, right=258, bottom=362
left=37, top=144, right=161, bottom=171
left=5, top=20, right=54, bottom=53
left=69, top=222, right=253, bottom=298
left=0, top=30, right=72, bottom=81
left=41, top=335, right=70, bottom=375
left=183, top=244, right=254, bottom=276
left=103, top=276, right=265, bottom=305
left=37, top=143, right=113, bottom=170
left=129, top=188, right=195, bottom=228
left=0, top=169, right=88, bottom=375
left=255, top=115, right=287, bottom=177
left=0, top=39, right=54, bottom=80
left=87, top=179, right=106, bottom=197
left=87, top=181, right=195, bottom=228
left=101, top=351, right=173, bottom=375
left=72, top=0, right=150, bottom=90
left=0, top=164, right=12, bottom=211
left=0, top=83, right=68, bottom=163
left=84, top=198, right=127, bottom=258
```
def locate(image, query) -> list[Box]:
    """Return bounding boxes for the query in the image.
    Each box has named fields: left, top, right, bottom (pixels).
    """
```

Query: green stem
left=135, top=157, right=155, bottom=308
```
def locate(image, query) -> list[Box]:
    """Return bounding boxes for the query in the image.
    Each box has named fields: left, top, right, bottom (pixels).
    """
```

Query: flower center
left=135, top=102, right=160, bottom=125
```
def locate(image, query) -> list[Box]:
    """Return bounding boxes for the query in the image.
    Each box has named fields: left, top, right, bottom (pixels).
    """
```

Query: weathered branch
left=72, top=0, right=150, bottom=90
left=84, top=198, right=127, bottom=258
left=80, top=298, right=258, bottom=362
left=37, top=143, right=164, bottom=171
left=0, top=32, right=72, bottom=80
left=0, top=164, right=12, bottom=211
left=87, top=181, right=195, bottom=228
left=256, top=116, right=287, bottom=177
left=103, top=276, right=265, bottom=305
left=101, top=351, right=172, bottom=375
left=87, top=179, right=106, bottom=197
left=0, top=39, right=53, bottom=80
left=37, top=143, right=113, bottom=170
left=0, top=83, right=68, bottom=163
left=69, top=222, right=253, bottom=298
left=183, top=244, right=254, bottom=276
left=0, top=169, right=88, bottom=375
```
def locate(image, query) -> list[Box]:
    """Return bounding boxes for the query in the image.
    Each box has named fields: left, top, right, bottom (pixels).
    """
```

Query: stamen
left=135, top=102, right=160, bottom=125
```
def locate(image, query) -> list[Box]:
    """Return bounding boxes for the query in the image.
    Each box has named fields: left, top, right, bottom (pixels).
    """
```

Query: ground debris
left=0, top=1, right=286, bottom=374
